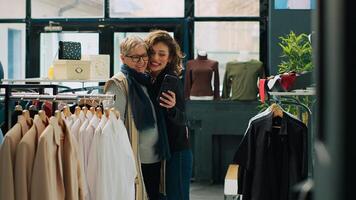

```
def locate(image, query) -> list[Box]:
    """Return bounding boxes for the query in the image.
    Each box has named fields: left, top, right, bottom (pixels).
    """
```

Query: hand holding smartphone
left=157, top=74, right=178, bottom=105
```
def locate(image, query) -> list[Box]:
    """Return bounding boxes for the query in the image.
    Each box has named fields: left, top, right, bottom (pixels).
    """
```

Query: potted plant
left=258, top=31, right=315, bottom=122
left=278, top=31, right=314, bottom=90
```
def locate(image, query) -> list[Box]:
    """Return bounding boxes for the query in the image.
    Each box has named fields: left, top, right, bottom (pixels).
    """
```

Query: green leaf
left=278, top=31, right=314, bottom=73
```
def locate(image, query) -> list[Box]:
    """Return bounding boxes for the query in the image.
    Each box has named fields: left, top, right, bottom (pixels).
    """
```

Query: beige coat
left=0, top=115, right=31, bottom=200
left=104, top=72, right=149, bottom=200
left=31, top=117, right=85, bottom=200
left=15, top=115, right=48, bottom=200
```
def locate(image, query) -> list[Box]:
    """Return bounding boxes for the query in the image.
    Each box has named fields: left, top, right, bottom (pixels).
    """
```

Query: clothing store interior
left=0, top=0, right=355, bottom=200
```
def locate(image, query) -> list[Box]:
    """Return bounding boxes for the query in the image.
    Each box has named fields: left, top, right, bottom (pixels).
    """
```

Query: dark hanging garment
left=29, top=110, right=38, bottom=119
left=233, top=112, right=308, bottom=200
left=11, top=110, right=23, bottom=127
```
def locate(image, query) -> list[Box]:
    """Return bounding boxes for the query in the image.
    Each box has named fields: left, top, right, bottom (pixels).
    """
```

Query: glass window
left=0, top=0, right=25, bottom=18
left=194, top=22, right=260, bottom=92
left=110, top=0, right=184, bottom=18
left=0, top=24, right=26, bottom=79
left=275, top=0, right=316, bottom=9
left=40, top=32, right=99, bottom=88
left=195, top=0, right=259, bottom=17
left=32, top=0, right=104, bottom=18
left=113, top=32, right=174, bottom=75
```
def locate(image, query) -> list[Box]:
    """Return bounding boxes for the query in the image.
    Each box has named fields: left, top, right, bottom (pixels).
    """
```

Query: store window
left=109, top=0, right=184, bottom=18
left=0, top=0, right=25, bottom=18
left=32, top=0, right=104, bottom=18
left=195, top=0, right=260, bottom=17
left=194, top=22, right=260, bottom=90
left=40, top=32, right=99, bottom=88
left=0, top=24, right=26, bottom=79
left=113, top=32, right=174, bottom=75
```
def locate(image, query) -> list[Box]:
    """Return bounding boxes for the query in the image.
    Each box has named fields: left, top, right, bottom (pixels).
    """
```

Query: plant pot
left=290, top=71, right=314, bottom=90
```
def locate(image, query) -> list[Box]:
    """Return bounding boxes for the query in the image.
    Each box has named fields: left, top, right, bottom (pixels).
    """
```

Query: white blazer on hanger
left=97, top=112, right=136, bottom=200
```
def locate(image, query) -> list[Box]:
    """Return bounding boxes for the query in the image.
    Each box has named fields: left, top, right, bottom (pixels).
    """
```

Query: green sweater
left=222, top=60, right=264, bottom=100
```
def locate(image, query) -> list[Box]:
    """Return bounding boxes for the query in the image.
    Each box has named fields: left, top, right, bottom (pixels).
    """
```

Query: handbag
left=58, top=41, right=81, bottom=60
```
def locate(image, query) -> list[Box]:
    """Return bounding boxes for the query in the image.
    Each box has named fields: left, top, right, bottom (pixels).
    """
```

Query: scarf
left=121, top=65, right=155, bottom=131
left=150, top=66, right=177, bottom=159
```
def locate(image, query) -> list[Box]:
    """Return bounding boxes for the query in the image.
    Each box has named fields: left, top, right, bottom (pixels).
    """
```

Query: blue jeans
left=166, top=150, right=193, bottom=200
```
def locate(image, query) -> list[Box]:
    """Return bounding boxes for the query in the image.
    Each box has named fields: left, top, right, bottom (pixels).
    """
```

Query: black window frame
left=0, top=0, right=269, bottom=78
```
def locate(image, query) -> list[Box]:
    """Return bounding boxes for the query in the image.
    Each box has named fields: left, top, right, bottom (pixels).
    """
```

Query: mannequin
left=197, top=50, right=207, bottom=57
left=222, top=58, right=264, bottom=101
left=184, top=51, right=220, bottom=100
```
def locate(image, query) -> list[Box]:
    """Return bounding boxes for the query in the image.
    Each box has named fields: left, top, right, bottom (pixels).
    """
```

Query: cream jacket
left=31, top=117, right=85, bottom=200
left=0, top=115, right=31, bottom=200
left=15, top=115, right=48, bottom=200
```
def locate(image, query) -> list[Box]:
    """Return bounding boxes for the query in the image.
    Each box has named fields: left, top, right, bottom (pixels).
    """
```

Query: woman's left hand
left=159, top=90, right=176, bottom=109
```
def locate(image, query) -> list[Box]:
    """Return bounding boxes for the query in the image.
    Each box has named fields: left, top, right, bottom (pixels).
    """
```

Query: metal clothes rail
left=9, top=93, right=115, bottom=102
left=1, top=78, right=107, bottom=89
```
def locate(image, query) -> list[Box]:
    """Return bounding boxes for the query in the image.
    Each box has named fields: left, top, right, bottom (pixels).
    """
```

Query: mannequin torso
left=184, top=54, right=220, bottom=100
left=222, top=59, right=264, bottom=100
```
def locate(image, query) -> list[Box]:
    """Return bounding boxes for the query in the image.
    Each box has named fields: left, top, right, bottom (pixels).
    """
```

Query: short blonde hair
left=120, top=35, right=148, bottom=56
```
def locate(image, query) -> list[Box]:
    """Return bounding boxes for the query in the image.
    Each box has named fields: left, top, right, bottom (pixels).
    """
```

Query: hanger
left=28, top=104, right=38, bottom=118
left=110, top=108, right=120, bottom=120
left=38, top=110, right=48, bottom=124
left=270, top=103, right=283, bottom=128
left=55, top=110, right=64, bottom=126
left=96, top=107, right=103, bottom=119
left=104, top=108, right=110, bottom=118
left=54, top=110, right=65, bottom=140
left=29, top=104, right=37, bottom=111
left=95, top=97, right=103, bottom=119
left=82, top=96, right=88, bottom=115
left=63, top=106, right=71, bottom=118
left=74, top=106, right=81, bottom=117
left=270, top=103, right=283, bottom=118
left=22, top=109, right=32, bottom=126
left=90, top=107, right=95, bottom=115
left=15, top=103, right=23, bottom=111
left=41, top=100, right=50, bottom=112
left=82, top=106, right=88, bottom=115
left=35, top=97, right=48, bottom=124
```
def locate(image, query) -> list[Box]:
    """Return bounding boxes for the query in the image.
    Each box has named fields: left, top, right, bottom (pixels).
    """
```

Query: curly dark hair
left=145, top=30, right=184, bottom=76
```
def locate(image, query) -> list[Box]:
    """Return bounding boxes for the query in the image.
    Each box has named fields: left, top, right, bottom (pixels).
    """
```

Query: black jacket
left=151, top=68, right=190, bottom=153
left=233, top=112, right=308, bottom=200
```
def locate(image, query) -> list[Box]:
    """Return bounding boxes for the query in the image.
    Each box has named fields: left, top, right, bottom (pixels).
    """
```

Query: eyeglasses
left=125, top=55, right=149, bottom=63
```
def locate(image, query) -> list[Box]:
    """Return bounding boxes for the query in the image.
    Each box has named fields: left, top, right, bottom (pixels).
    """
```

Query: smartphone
left=157, top=74, right=178, bottom=103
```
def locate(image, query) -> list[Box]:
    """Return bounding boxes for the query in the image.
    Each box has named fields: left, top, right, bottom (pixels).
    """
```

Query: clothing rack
left=0, top=83, right=114, bottom=133
left=268, top=89, right=316, bottom=179
left=1, top=84, right=60, bottom=133
left=9, top=93, right=115, bottom=102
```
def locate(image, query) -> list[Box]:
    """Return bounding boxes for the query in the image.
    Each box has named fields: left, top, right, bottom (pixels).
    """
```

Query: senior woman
left=104, top=35, right=170, bottom=200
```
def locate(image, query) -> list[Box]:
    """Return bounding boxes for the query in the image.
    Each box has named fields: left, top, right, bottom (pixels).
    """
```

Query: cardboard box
left=53, top=60, right=91, bottom=80
left=82, top=55, right=110, bottom=79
